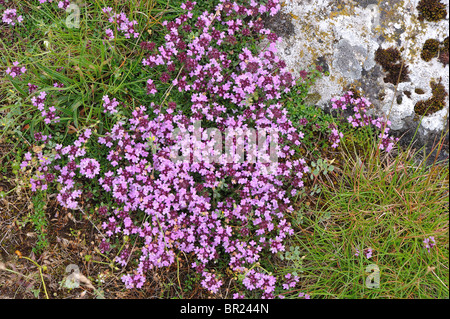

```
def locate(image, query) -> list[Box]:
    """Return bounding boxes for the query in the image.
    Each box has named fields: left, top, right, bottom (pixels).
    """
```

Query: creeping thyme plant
left=8, top=0, right=398, bottom=298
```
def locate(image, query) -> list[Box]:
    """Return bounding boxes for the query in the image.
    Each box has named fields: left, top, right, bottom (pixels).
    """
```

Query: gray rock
left=266, top=0, right=449, bottom=160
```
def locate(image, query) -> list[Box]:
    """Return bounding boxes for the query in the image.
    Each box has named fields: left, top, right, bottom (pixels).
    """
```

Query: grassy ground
left=294, top=141, right=449, bottom=298
left=0, top=0, right=448, bottom=299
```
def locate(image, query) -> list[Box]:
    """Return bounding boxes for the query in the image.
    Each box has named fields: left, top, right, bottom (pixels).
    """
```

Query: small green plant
left=183, top=272, right=201, bottom=293
left=30, top=191, right=49, bottom=254
left=278, top=245, right=305, bottom=275
left=310, top=158, right=335, bottom=178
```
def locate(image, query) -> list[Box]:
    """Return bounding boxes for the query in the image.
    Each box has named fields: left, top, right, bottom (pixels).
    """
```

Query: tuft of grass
left=287, top=135, right=449, bottom=299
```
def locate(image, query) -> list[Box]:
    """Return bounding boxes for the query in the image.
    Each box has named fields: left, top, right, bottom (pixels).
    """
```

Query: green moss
left=439, top=51, right=449, bottom=66
left=443, top=37, right=449, bottom=51
left=421, top=39, right=440, bottom=62
left=374, top=47, right=410, bottom=84
left=417, top=0, right=447, bottom=22
left=421, top=38, right=449, bottom=64
left=304, top=92, right=322, bottom=105
left=374, top=47, right=402, bottom=66
left=414, top=81, right=448, bottom=116
left=415, top=88, right=426, bottom=94
left=438, top=37, right=449, bottom=66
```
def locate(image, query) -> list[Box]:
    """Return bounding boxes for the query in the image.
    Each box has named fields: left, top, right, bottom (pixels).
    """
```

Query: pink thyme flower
left=6, top=61, right=26, bottom=78
left=102, top=95, right=120, bottom=114
left=423, top=236, right=436, bottom=253
left=146, top=79, right=157, bottom=95
left=28, top=83, right=38, bottom=94
left=105, top=28, right=115, bottom=40
left=58, top=1, right=71, bottom=10
left=2, top=9, right=23, bottom=26
left=57, top=187, right=82, bottom=209
left=23, top=0, right=314, bottom=298
left=365, top=248, right=373, bottom=259
left=282, top=273, right=299, bottom=290
left=79, top=158, right=101, bottom=178
left=298, top=292, right=311, bottom=299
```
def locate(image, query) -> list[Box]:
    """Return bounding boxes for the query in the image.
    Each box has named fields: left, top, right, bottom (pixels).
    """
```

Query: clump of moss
left=421, top=37, right=449, bottom=65
left=417, top=0, right=447, bottom=22
left=443, top=37, right=449, bottom=51
left=414, top=80, right=448, bottom=116
left=439, top=51, right=449, bottom=66
left=374, top=47, right=410, bottom=84
left=438, top=37, right=449, bottom=66
left=415, top=88, right=426, bottom=94
left=421, top=39, right=440, bottom=61
left=374, top=47, right=402, bottom=66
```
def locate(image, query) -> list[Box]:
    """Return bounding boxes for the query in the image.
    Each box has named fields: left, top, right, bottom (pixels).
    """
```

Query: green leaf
left=35, top=63, right=74, bottom=86
left=10, top=80, right=27, bottom=96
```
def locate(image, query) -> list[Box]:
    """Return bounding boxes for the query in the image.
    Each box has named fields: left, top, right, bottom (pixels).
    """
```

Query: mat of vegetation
left=0, top=0, right=448, bottom=299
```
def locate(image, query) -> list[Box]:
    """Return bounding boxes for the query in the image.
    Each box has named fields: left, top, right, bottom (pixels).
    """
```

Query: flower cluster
left=282, top=273, right=300, bottom=290
left=298, top=292, right=311, bottom=299
left=53, top=82, right=64, bottom=91
left=355, top=247, right=373, bottom=259
left=23, top=0, right=306, bottom=298
left=102, top=7, right=139, bottom=39
left=28, top=83, right=38, bottom=94
left=102, top=95, right=120, bottom=115
left=6, top=61, right=26, bottom=78
left=31, top=91, right=60, bottom=124
left=21, top=127, right=92, bottom=208
left=331, top=91, right=398, bottom=152
left=141, top=2, right=293, bottom=107
left=34, top=132, right=52, bottom=143
left=41, top=106, right=60, bottom=124
left=423, top=236, right=436, bottom=253
left=57, top=1, right=71, bottom=10
left=242, top=269, right=277, bottom=299
left=328, top=123, right=344, bottom=149
left=2, top=8, right=23, bottom=26
left=31, top=91, right=47, bottom=109
left=79, top=158, right=101, bottom=179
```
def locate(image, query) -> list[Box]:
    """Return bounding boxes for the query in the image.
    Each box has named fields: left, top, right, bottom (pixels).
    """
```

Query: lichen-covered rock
left=269, top=0, right=449, bottom=158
